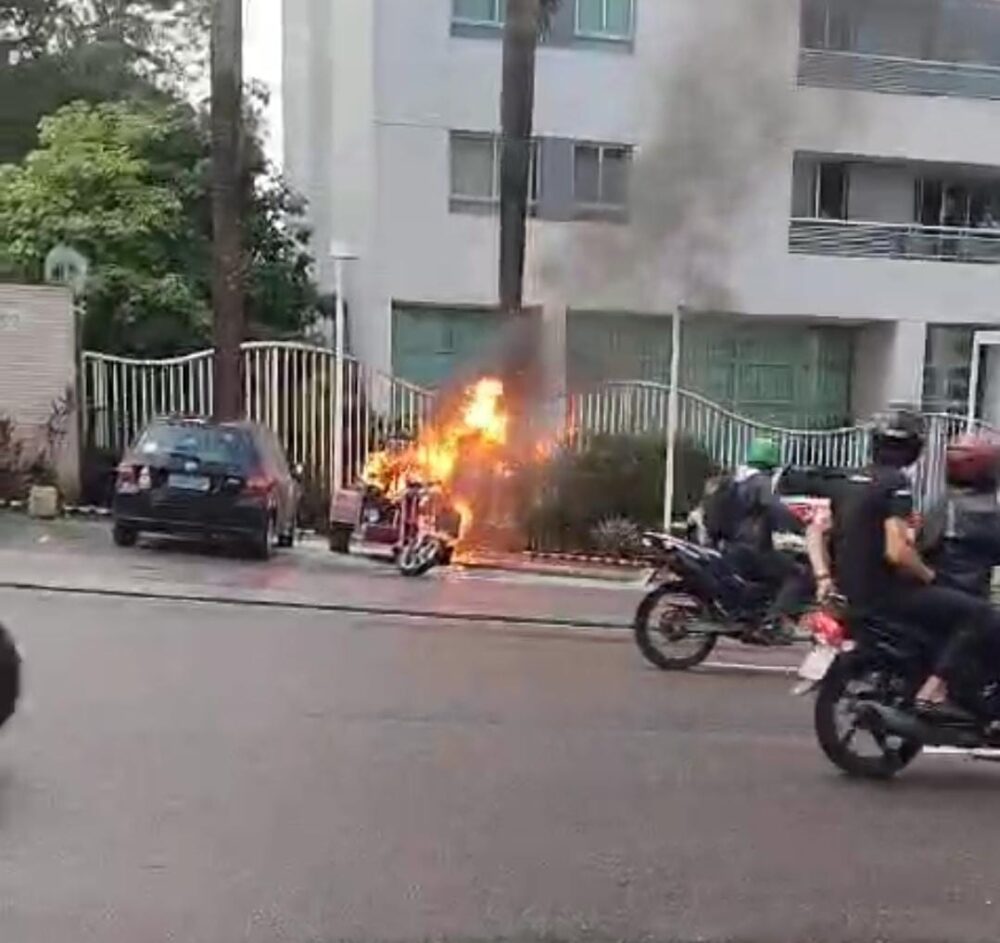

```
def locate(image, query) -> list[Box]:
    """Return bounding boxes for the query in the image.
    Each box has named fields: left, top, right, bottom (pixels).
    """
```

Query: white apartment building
left=282, top=0, right=1000, bottom=428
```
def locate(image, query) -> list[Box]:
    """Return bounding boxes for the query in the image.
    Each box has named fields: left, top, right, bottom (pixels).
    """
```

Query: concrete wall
left=0, top=285, right=79, bottom=498
left=852, top=320, right=927, bottom=419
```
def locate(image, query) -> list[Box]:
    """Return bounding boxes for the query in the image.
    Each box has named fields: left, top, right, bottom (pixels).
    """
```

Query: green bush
left=522, top=435, right=714, bottom=554
left=591, top=516, right=645, bottom=558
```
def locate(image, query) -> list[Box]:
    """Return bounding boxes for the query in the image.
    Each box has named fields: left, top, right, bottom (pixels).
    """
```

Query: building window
left=800, top=0, right=856, bottom=51
left=923, top=326, right=976, bottom=415
left=574, top=142, right=631, bottom=209
left=452, top=0, right=506, bottom=27
left=576, top=0, right=634, bottom=40
left=450, top=132, right=539, bottom=208
left=814, top=162, right=848, bottom=220
left=916, top=178, right=1000, bottom=229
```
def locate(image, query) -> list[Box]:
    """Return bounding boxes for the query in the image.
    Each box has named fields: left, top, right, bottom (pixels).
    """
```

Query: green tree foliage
left=0, top=0, right=208, bottom=163
left=0, top=99, right=317, bottom=356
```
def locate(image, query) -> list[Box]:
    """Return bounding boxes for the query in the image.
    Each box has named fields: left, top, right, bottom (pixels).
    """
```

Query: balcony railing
left=798, top=48, right=1000, bottom=101
left=789, top=218, right=1000, bottom=264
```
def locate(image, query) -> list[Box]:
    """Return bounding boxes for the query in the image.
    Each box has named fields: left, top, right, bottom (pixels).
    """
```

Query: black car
left=112, top=418, right=299, bottom=559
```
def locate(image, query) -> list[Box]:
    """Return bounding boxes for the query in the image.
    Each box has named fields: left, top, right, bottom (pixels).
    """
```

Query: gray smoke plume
left=539, top=0, right=863, bottom=314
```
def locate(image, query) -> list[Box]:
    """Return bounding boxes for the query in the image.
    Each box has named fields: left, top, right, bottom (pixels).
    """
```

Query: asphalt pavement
left=3, top=588, right=1000, bottom=943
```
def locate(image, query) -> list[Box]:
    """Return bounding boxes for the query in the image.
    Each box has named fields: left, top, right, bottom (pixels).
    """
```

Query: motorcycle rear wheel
left=814, top=655, right=922, bottom=780
left=633, top=585, right=718, bottom=671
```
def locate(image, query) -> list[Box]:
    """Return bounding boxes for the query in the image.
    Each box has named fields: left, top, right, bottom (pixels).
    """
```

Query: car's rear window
left=135, top=423, right=257, bottom=469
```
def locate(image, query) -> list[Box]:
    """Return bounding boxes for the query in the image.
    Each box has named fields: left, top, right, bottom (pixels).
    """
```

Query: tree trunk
left=499, top=0, right=541, bottom=317
left=210, top=0, right=245, bottom=421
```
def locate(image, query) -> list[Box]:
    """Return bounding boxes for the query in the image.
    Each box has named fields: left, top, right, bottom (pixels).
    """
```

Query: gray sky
left=245, top=0, right=283, bottom=165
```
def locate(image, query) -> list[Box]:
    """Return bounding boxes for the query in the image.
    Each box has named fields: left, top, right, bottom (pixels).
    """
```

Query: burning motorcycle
left=330, top=377, right=507, bottom=573
left=795, top=601, right=1000, bottom=779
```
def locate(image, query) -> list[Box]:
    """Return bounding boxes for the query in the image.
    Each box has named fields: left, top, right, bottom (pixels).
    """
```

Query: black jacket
left=732, top=470, right=802, bottom=553
left=921, top=489, right=1000, bottom=599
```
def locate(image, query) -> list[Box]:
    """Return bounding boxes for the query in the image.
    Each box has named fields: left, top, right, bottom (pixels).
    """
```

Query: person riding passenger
left=807, top=407, right=999, bottom=721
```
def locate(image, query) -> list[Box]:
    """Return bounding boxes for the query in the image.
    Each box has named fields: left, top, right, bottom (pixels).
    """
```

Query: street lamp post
left=663, top=303, right=684, bottom=531
left=329, top=242, right=358, bottom=496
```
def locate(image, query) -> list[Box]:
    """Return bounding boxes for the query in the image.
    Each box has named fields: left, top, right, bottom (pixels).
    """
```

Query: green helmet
left=747, top=437, right=780, bottom=470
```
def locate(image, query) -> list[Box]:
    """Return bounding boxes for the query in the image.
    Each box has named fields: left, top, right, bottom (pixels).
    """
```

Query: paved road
left=3, top=590, right=1000, bottom=942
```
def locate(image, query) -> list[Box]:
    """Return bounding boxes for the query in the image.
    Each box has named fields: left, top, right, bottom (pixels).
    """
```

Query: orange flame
left=362, top=377, right=509, bottom=503
left=452, top=498, right=474, bottom=541
left=462, top=378, right=507, bottom=445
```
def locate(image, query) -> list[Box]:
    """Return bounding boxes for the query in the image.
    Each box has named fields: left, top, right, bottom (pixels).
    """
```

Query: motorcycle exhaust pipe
left=929, top=747, right=1000, bottom=762
left=859, top=703, right=980, bottom=749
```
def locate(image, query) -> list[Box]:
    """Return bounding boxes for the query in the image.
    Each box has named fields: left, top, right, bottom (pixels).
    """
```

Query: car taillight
left=116, top=463, right=138, bottom=494
left=802, top=609, right=848, bottom=648
left=244, top=474, right=273, bottom=497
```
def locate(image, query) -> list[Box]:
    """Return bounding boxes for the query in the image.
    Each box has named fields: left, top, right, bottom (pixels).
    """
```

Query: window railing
left=798, top=47, right=1000, bottom=101
left=789, top=217, right=1000, bottom=264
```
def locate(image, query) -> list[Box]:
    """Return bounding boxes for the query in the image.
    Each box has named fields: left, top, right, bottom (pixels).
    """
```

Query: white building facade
left=283, top=0, right=1000, bottom=428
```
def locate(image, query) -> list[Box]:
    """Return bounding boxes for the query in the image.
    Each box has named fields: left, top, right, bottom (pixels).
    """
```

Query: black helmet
left=871, top=404, right=926, bottom=468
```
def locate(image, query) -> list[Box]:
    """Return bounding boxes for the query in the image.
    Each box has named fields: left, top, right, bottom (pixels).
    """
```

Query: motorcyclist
left=708, top=437, right=810, bottom=642
left=807, top=407, right=998, bottom=720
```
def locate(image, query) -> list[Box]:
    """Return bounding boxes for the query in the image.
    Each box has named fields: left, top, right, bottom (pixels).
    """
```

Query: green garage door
left=568, top=312, right=854, bottom=428
left=392, top=305, right=505, bottom=389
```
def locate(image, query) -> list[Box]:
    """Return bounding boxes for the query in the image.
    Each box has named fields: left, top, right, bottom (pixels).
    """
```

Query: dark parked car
left=112, top=418, right=300, bottom=559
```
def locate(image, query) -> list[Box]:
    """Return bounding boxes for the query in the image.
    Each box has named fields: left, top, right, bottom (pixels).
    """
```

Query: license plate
left=797, top=645, right=837, bottom=683
left=167, top=473, right=211, bottom=493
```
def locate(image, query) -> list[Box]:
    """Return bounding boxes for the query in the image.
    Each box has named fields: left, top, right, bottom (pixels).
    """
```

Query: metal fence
left=789, top=218, right=1000, bottom=265
left=798, top=47, right=1000, bottom=102
left=81, top=343, right=433, bottom=490
left=566, top=380, right=991, bottom=508
left=82, top=347, right=988, bottom=508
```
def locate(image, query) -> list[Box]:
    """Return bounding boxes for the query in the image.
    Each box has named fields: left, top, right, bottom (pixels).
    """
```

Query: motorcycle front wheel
left=0, top=622, right=21, bottom=731
left=633, top=584, right=718, bottom=671
left=814, top=654, right=922, bottom=780
left=398, top=536, right=444, bottom=577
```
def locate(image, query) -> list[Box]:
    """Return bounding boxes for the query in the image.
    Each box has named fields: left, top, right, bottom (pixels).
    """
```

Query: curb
left=64, top=506, right=112, bottom=517
left=521, top=551, right=645, bottom=570
left=0, top=501, right=112, bottom=517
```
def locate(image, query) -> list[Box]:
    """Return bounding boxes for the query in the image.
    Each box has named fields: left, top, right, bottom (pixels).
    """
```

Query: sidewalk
left=0, top=515, right=646, bottom=628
